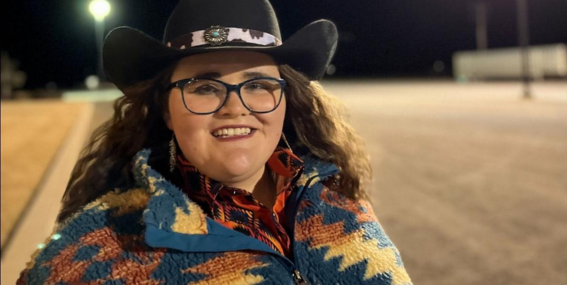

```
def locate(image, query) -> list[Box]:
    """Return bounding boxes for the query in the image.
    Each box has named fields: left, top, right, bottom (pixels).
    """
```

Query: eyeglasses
left=166, top=77, right=287, bottom=115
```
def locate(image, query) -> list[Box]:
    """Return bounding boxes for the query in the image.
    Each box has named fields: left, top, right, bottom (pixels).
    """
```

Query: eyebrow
left=192, top=71, right=274, bottom=80
left=242, top=71, right=273, bottom=79
left=193, top=72, right=221, bottom=79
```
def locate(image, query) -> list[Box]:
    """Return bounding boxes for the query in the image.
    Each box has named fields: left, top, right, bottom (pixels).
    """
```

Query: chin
left=222, top=155, right=258, bottom=176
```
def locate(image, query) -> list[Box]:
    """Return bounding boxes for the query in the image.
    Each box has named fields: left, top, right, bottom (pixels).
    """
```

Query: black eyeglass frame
left=166, top=77, right=287, bottom=115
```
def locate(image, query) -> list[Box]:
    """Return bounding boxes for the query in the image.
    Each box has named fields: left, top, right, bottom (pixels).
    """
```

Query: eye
left=244, top=80, right=278, bottom=92
left=193, top=84, right=221, bottom=95
left=247, top=83, right=266, bottom=90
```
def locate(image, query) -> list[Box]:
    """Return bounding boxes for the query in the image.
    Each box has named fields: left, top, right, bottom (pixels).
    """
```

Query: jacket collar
left=132, top=148, right=339, bottom=253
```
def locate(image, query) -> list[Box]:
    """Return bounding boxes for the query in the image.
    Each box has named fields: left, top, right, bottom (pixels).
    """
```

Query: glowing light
left=326, top=64, right=337, bottom=76
left=37, top=243, right=45, bottom=249
left=51, top=233, right=62, bottom=240
left=89, top=0, right=111, bottom=21
left=433, top=60, right=445, bottom=73
left=85, top=75, right=100, bottom=90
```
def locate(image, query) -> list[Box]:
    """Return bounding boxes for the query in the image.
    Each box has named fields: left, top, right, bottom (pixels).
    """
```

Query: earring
left=169, top=134, right=176, bottom=173
left=281, top=133, right=293, bottom=153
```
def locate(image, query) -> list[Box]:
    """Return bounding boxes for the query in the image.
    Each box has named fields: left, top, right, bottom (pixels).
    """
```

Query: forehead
left=172, top=51, right=279, bottom=79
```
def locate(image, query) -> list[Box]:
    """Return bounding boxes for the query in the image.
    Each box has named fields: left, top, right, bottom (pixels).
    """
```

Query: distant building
left=452, top=44, right=567, bottom=81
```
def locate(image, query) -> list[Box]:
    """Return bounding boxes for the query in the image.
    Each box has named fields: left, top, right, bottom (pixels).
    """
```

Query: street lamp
left=89, top=0, right=110, bottom=21
left=89, top=0, right=111, bottom=83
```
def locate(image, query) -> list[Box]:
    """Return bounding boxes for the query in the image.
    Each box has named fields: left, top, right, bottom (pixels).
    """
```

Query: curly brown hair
left=57, top=64, right=371, bottom=223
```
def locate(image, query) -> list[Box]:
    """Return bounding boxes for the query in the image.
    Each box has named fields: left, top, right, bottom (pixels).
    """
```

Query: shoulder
left=294, top=182, right=413, bottom=284
left=59, top=186, right=151, bottom=231
left=19, top=187, right=150, bottom=284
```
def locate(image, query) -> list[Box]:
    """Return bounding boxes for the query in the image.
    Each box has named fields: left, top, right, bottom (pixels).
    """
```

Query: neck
left=252, top=168, right=277, bottom=208
left=222, top=166, right=277, bottom=208
left=222, top=165, right=266, bottom=193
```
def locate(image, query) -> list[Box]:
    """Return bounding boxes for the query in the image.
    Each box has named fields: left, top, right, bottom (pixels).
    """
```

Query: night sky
left=2, top=0, right=566, bottom=89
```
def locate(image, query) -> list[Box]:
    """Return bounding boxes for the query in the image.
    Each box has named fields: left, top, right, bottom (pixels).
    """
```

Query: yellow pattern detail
left=98, top=188, right=151, bottom=216
left=297, top=214, right=412, bottom=284
left=171, top=202, right=208, bottom=235
left=321, top=230, right=411, bottom=284
left=296, top=167, right=319, bottom=187
left=147, top=176, right=161, bottom=193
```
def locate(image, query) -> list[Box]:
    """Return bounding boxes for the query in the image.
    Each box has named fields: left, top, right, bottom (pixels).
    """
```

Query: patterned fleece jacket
left=18, top=149, right=412, bottom=285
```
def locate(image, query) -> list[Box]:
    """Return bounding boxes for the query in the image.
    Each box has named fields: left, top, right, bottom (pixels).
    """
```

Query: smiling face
left=165, top=51, right=286, bottom=190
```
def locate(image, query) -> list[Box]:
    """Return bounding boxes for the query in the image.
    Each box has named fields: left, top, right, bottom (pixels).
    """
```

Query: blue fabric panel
left=145, top=221, right=278, bottom=255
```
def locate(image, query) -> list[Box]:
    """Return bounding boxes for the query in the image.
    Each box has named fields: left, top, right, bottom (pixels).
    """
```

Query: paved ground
left=0, top=100, right=85, bottom=247
left=2, top=81, right=566, bottom=284
left=323, top=81, right=567, bottom=285
left=1, top=102, right=93, bottom=285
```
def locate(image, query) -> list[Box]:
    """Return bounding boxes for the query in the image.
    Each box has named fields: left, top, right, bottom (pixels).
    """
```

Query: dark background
left=1, top=0, right=566, bottom=89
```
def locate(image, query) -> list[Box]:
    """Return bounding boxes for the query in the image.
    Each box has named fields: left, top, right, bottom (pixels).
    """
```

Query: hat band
left=167, top=26, right=282, bottom=50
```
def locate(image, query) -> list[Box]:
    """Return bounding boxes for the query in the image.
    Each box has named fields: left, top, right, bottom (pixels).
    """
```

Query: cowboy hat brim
left=103, top=20, right=338, bottom=92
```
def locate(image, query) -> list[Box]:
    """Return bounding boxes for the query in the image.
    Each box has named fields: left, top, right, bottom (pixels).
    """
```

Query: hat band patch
left=167, top=26, right=282, bottom=49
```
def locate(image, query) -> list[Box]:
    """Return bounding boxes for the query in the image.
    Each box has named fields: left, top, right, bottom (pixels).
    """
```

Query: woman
left=19, top=0, right=412, bottom=284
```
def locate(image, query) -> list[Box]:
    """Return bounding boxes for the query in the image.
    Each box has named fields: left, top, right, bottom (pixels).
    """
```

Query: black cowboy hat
left=102, top=0, right=338, bottom=92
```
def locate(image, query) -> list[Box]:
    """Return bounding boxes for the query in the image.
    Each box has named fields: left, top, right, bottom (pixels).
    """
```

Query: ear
left=163, top=112, right=173, bottom=130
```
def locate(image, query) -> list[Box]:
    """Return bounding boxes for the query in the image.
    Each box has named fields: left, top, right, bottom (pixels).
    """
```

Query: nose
left=217, top=89, right=248, bottom=116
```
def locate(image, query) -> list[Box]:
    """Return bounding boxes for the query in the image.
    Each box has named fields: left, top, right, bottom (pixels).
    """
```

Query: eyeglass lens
left=182, top=79, right=282, bottom=113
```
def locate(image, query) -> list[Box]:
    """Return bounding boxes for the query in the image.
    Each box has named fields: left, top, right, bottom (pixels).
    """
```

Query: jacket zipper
left=212, top=180, right=309, bottom=284
left=287, top=170, right=339, bottom=237
left=200, top=171, right=336, bottom=284
left=292, top=269, right=308, bottom=284
left=269, top=253, right=307, bottom=285
left=282, top=170, right=339, bottom=285
left=264, top=173, right=331, bottom=285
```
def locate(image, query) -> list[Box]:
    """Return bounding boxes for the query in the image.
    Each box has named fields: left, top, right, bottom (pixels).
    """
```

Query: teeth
left=213, top=128, right=252, bottom=137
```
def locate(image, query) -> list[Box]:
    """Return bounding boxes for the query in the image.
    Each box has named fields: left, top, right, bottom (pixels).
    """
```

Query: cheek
left=259, top=98, right=286, bottom=137
left=173, top=117, right=211, bottom=164
left=274, top=97, right=287, bottom=128
left=169, top=97, right=210, bottom=156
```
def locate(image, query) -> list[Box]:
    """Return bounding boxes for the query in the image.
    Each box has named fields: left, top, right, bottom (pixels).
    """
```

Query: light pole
left=89, top=0, right=111, bottom=82
left=516, top=0, right=531, bottom=99
left=475, top=1, right=488, bottom=50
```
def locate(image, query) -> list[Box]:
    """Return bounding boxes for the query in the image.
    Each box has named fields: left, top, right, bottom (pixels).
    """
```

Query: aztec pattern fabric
left=174, top=146, right=304, bottom=257
left=18, top=148, right=412, bottom=285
